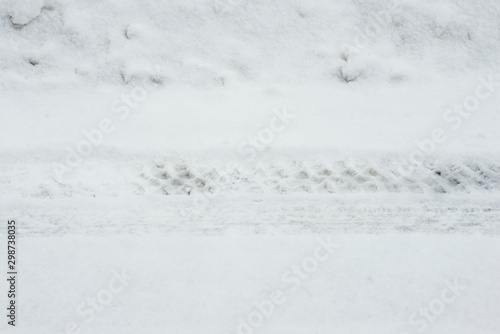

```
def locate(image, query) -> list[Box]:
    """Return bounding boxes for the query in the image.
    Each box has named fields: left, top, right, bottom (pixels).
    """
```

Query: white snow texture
left=0, top=0, right=499, bottom=333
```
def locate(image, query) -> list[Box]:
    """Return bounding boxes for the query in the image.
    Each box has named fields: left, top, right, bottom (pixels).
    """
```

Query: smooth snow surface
left=1, top=0, right=499, bottom=333
left=1, top=235, right=499, bottom=334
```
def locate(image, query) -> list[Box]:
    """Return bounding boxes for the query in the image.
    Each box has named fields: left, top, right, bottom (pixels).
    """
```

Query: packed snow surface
left=0, top=0, right=499, bottom=333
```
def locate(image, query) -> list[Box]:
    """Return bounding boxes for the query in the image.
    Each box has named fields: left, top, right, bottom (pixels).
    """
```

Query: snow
left=1, top=0, right=499, bottom=333
left=0, top=0, right=498, bottom=89
left=1, top=234, right=499, bottom=334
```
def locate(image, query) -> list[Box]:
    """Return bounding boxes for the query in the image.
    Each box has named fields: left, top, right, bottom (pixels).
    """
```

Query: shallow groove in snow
left=2, top=195, right=499, bottom=235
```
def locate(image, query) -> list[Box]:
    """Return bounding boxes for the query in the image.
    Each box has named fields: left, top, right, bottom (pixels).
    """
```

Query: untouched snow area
left=1, top=235, right=499, bottom=334
left=0, top=0, right=499, bottom=333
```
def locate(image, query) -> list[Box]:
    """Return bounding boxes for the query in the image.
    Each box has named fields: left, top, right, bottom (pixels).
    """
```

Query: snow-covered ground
left=1, top=235, right=499, bottom=334
left=1, top=0, right=499, bottom=333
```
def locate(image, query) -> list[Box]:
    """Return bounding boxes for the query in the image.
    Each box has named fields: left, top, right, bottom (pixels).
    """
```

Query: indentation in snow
left=140, top=156, right=500, bottom=196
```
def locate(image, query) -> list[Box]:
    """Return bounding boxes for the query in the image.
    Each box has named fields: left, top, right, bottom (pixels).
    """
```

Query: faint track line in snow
left=3, top=195, right=499, bottom=236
